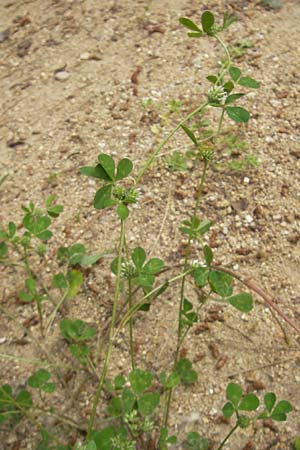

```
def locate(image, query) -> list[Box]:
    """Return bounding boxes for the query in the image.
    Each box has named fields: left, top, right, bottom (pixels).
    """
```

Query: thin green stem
left=128, top=278, right=135, bottom=370
left=214, top=34, right=232, bottom=68
left=136, top=102, right=209, bottom=183
left=217, top=423, right=239, bottom=450
left=217, top=107, right=226, bottom=136
left=115, top=269, right=192, bottom=335
left=46, top=288, right=69, bottom=333
left=87, top=219, right=125, bottom=440
left=36, top=300, right=44, bottom=337
left=164, top=160, right=208, bottom=428
left=123, top=235, right=135, bottom=370
left=177, top=160, right=208, bottom=343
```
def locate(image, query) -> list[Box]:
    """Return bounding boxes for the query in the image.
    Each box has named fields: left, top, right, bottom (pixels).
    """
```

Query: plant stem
left=177, top=160, right=208, bottom=346
left=128, top=278, right=135, bottom=370
left=123, top=234, right=135, bottom=369
left=87, top=219, right=125, bottom=440
left=136, top=102, right=209, bottom=183
left=217, top=423, right=239, bottom=450
left=214, top=34, right=232, bottom=68
left=164, top=160, right=208, bottom=428
left=46, top=288, right=69, bottom=333
left=116, top=269, right=192, bottom=334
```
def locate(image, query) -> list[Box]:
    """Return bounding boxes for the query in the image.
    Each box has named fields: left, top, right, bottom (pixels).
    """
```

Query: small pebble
left=54, top=70, right=70, bottom=81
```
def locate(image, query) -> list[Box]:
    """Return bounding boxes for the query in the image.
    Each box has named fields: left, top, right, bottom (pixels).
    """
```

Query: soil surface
left=1, top=0, right=300, bottom=449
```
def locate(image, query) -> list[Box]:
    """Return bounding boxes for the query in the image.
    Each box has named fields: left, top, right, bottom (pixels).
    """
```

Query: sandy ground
left=1, top=0, right=300, bottom=448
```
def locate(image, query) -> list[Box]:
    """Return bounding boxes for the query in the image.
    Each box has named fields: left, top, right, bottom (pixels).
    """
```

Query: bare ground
left=0, top=0, right=300, bottom=449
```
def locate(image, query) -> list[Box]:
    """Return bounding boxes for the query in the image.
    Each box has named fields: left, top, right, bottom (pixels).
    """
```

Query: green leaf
left=264, top=392, right=276, bottom=413
left=138, top=391, right=160, bottom=416
left=122, top=387, right=136, bottom=413
left=271, top=400, right=293, bottom=421
left=80, top=166, right=98, bottom=177
left=98, top=154, right=115, bottom=180
left=203, top=245, right=213, bottom=266
left=16, top=389, right=32, bottom=409
left=19, top=290, right=34, bottom=302
left=226, top=106, right=250, bottom=123
left=94, top=185, right=113, bottom=209
left=238, top=76, right=260, bottom=89
left=186, top=431, right=209, bottom=450
left=226, top=383, right=242, bottom=408
left=60, top=319, right=96, bottom=347
left=23, top=214, right=51, bottom=236
left=223, top=81, right=234, bottom=93
left=85, top=442, right=97, bottom=450
left=222, top=11, right=237, bottom=30
left=80, top=165, right=111, bottom=180
left=129, top=369, right=153, bottom=395
left=222, top=401, right=235, bottom=419
left=294, top=436, right=300, bottom=450
left=8, top=222, right=16, bottom=238
left=28, top=369, right=56, bottom=393
left=69, top=244, right=86, bottom=265
left=181, top=125, right=198, bottom=145
left=116, top=158, right=133, bottom=180
left=80, top=252, right=103, bottom=266
left=36, top=230, right=53, bottom=241
left=133, top=274, right=155, bottom=287
left=229, top=66, right=241, bottom=81
left=107, top=397, right=123, bottom=416
left=199, top=219, right=213, bottom=235
left=67, top=269, right=83, bottom=297
left=28, top=369, right=51, bottom=388
left=209, top=271, right=233, bottom=297
left=201, top=11, right=214, bottom=33
left=114, top=374, right=126, bottom=390
left=92, top=426, right=115, bottom=450
left=117, top=204, right=129, bottom=220
left=46, top=195, right=63, bottom=217
left=26, top=277, right=36, bottom=294
left=175, top=359, right=197, bottom=385
left=47, top=204, right=63, bottom=218
left=183, top=298, right=193, bottom=312
left=143, top=258, right=164, bottom=274
left=132, top=247, right=146, bottom=270
left=207, top=75, right=217, bottom=84
left=166, top=372, right=181, bottom=389
left=238, top=393, right=259, bottom=411
left=225, top=93, right=245, bottom=105
left=70, top=344, right=89, bottom=364
left=179, top=17, right=202, bottom=33
left=0, top=242, right=8, bottom=258
left=192, top=266, right=209, bottom=288
left=0, top=229, right=7, bottom=239
left=227, top=293, right=253, bottom=312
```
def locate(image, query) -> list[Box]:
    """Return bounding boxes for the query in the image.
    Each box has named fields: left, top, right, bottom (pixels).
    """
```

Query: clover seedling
left=80, top=154, right=137, bottom=220
left=60, top=319, right=96, bottom=366
left=219, top=383, right=293, bottom=448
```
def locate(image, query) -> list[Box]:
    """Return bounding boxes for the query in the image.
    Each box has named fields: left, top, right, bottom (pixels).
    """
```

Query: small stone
left=245, top=214, right=254, bottom=224
left=54, top=70, right=70, bottom=81
left=0, top=337, right=6, bottom=344
left=80, top=52, right=90, bottom=60
left=265, top=136, right=274, bottom=144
